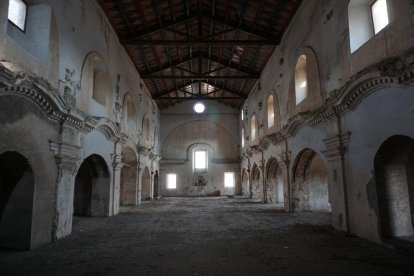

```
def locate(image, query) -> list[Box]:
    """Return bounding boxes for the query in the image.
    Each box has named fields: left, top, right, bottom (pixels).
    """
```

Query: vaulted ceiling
left=98, top=0, right=302, bottom=109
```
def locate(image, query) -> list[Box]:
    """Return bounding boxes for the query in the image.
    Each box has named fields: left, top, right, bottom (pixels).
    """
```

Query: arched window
left=295, top=55, right=307, bottom=105
left=251, top=115, right=258, bottom=142
left=348, top=0, right=389, bottom=53
left=267, top=95, right=274, bottom=128
left=241, top=128, right=245, bottom=148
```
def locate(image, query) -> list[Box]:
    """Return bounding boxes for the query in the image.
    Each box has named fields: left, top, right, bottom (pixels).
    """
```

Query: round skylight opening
left=193, top=102, right=205, bottom=113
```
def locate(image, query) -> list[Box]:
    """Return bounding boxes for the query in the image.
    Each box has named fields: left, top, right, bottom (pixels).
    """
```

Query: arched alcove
left=122, top=93, right=137, bottom=133
left=266, top=158, right=284, bottom=204
left=141, top=167, right=151, bottom=201
left=120, top=147, right=138, bottom=206
left=0, top=151, right=34, bottom=250
left=292, top=149, right=330, bottom=212
left=73, top=154, right=110, bottom=218
left=79, top=52, right=113, bottom=118
left=374, top=135, right=414, bottom=239
left=251, top=164, right=262, bottom=200
left=288, top=47, right=322, bottom=117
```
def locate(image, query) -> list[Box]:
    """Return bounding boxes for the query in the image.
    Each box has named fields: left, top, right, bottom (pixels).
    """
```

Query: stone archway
left=0, top=151, right=34, bottom=250
left=120, top=147, right=138, bottom=206
left=74, top=154, right=110, bottom=218
left=251, top=164, right=262, bottom=200
left=292, top=149, right=330, bottom=212
left=141, top=167, right=151, bottom=201
left=266, top=158, right=284, bottom=205
left=374, top=135, right=414, bottom=239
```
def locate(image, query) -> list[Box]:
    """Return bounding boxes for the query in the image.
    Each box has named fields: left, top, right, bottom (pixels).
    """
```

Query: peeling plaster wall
left=240, top=0, right=414, bottom=244
left=0, top=0, right=160, bottom=248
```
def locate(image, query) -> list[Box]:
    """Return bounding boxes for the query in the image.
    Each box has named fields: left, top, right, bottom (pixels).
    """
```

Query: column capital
left=322, top=132, right=351, bottom=162
left=49, top=139, right=80, bottom=174
left=111, top=153, right=124, bottom=170
left=277, top=151, right=291, bottom=169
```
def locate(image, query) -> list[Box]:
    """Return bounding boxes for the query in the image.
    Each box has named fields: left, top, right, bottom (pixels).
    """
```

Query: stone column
left=111, top=153, right=123, bottom=215
left=136, top=163, right=143, bottom=205
left=322, top=132, right=351, bottom=233
left=49, top=139, right=80, bottom=240
left=278, top=151, right=291, bottom=212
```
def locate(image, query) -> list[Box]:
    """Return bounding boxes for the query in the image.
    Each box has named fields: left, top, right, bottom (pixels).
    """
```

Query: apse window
left=194, top=150, right=207, bottom=170
left=8, top=0, right=27, bottom=31
left=241, top=109, right=244, bottom=121
left=193, top=102, right=205, bottom=113
left=371, top=0, right=389, bottom=34
left=224, top=172, right=235, bottom=188
left=167, top=174, right=177, bottom=189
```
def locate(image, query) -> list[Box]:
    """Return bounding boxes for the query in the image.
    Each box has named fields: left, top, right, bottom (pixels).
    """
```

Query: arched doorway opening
left=0, top=151, right=34, bottom=250
left=153, top=170, right=159, bottom=198
left=141, top=167, right=151, bottom=201
left=251, top=164, right=262, bottom=200
left=292, top=149, right=331, bottom=212
left=120, top=147, right=138, bottom=206
left=266, top=158, right=284, bottom=205
left=74, top=154, right=110, bottom=218
left=374, top=135, right=414, bottom=239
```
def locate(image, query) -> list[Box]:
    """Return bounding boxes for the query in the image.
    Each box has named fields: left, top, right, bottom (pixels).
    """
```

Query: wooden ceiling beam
left=142, top=75, right=259, bottom=80
left=122, top=39, right=280, bottom=45
left=155, top=96, right=243, bottom=100
left=140, top=50, right=260, bottom=77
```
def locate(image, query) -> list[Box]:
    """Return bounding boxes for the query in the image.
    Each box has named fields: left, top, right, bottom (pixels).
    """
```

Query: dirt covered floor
left=1, top=197, right=414, bottom=275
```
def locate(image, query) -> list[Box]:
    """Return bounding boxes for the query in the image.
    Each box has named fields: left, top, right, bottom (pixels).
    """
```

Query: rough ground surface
left=1, top=197, right=414, bottom=275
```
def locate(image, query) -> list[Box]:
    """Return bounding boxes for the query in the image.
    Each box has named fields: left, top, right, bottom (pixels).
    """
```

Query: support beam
left=141, top=75, right=259, bottom=80
left=140, top=50, right=260, bottom=77
left=151, top=80, right=197, bottom=98
left=122, top=39, right=280, bottom=45
left=120, top=14, right=199, bottom=40
left=154, top=96, right=243, bottom=101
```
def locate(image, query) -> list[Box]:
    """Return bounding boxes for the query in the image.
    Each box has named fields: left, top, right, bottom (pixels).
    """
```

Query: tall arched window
left=251, top=115, right=258, bottom=142
left=295, top=55, right=307, bottom=105
left=267, top=95, right=274, bottom=129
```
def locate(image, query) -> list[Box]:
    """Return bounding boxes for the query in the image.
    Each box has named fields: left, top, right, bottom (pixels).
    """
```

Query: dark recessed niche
left=279, top=58, right=284, bottom=65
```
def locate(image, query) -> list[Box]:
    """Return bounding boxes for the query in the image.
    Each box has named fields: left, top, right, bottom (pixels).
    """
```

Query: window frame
left=166, top=173, right=177, bottom=189
left=295, top=55, right=308, bottom=105
left=241, top=127, right=245, bottom=148
left=193, top=149, right=208, bottom=172
left=370, top=0, right=389, bottom=35
left=7, top=0, right=28, bottom=33
left=267, top=95, right=274, bottom=129
left=250, top=115, right=258, bottom=143
left=224, top=172, right=235, bottom=188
